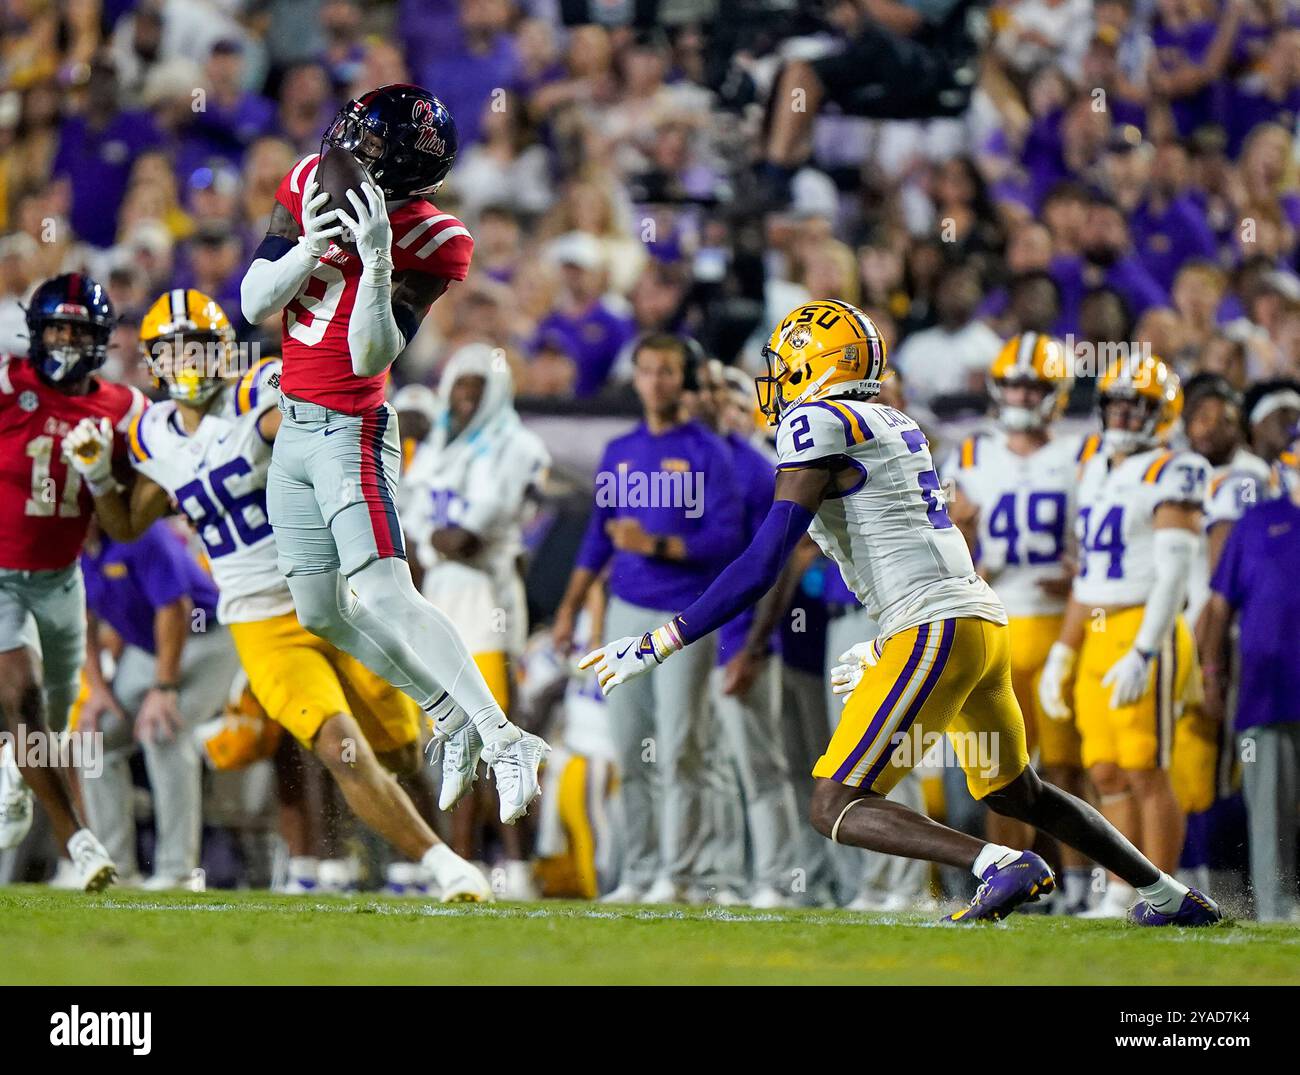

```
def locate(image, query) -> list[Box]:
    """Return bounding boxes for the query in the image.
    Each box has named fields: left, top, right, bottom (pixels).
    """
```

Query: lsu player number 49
left=581, top=301, right=1219, bottom=927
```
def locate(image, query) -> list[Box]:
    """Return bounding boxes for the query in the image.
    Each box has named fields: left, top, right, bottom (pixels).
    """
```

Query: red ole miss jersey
left=0, top=356, right=145, bottom=570
left=273, top=154, right=473, bottom=414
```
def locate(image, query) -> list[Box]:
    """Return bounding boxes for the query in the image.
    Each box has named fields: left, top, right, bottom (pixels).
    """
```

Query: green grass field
left=3, top=887, right=1299, bottom=985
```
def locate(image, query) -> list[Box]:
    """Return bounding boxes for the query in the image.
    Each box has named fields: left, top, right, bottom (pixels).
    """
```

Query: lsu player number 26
left=1039, top=353, right=1209, bottom=916
left=580, top=301, right=1219, bottom=927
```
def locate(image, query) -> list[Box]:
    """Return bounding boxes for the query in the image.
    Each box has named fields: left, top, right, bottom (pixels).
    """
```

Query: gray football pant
left=268, top=395, right=503, bottom=727
left=604, top=596, right=713, bottom=889
left=824, top=608, right=929, bottom=904
left=0, top=562, right=87, bottom=730
left=82, top=626, right=240, bottom=879
left=1239, top=724, right=1300, bottom=922
left=706, top=658, right=800, bottom=891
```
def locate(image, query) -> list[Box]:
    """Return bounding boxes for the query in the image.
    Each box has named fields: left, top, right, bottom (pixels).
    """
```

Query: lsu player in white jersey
left=580, top=301, right=1218, bottom=925
left=1038, top=352, right=1209, bottom=918
left=943, top=333, right=1091, bottom=911
left=400, top=343, right=549, bottom=892
left=63, top=288, right=490, bottom=901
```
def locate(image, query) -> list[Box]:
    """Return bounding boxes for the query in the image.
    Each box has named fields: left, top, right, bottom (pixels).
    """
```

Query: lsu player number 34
left=581, top=301, right=1219, bottom=927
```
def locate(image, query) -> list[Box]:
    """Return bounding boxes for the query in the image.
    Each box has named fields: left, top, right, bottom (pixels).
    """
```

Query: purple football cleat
left=1129, top=888, right=1221, bottom=927
left=942, top=851, right=1055, bottom=924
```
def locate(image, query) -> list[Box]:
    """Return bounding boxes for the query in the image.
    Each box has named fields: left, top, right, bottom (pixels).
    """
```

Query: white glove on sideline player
left=62, top=416, right=116, bottom=494
left=1102, top=648, right=1154, bottom=709
left=1038, top=641, right=1077, bottom=721
left=830, top=639, right=882, bottom=704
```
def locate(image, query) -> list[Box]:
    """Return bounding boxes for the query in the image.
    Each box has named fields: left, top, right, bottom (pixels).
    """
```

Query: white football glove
left=335, top=180, right=393, bottom=270
left=1038, top=641, right=1078, bottom=721
left=578, top=633, right=664, bottom=696
left=300, top=172, right=344, bottom=258
left=62, top=416, right=114, bottom=487
left=1102, top=648, right=1154, bottom=709
left=830, top=640, right=882, bottom=704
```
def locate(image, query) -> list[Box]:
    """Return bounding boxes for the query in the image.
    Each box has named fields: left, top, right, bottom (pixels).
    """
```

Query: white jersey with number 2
left=775, top=396, right=1006, bottom=641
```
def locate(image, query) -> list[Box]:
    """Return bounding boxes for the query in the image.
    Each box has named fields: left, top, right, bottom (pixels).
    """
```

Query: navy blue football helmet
left=323, top=83, right=458, bottom=199
left=24, top=273, right=115, bottom=387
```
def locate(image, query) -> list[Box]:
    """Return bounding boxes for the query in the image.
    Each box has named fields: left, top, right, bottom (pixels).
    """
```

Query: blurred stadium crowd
left=2, top=0, right=1299, bottom=915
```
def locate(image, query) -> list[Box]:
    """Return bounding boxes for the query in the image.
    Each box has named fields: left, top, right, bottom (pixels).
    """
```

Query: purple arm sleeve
left=672, top=499, right=815, bottom=646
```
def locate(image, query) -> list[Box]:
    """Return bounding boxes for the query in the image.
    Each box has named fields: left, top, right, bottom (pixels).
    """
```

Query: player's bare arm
left=429, top=526, right=483, bottom=561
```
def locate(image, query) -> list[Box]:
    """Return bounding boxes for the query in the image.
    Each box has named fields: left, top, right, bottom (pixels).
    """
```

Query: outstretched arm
left=579, top=464, right=830, bottom=693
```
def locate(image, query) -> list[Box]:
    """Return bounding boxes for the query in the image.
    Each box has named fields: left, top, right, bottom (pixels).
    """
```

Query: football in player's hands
left=316, top=145, right=370, bottom=256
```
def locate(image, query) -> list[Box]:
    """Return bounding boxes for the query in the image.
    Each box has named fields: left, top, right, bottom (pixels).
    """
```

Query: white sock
left=972, top=843, right=1020, bottom=878
left=1136, top=872, right=1189, bottom=913
left=1105, top=879, right=1136, bottom=906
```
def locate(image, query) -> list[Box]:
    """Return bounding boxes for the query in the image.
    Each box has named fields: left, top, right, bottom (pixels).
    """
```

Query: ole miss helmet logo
left=411, top=100, right=446, bottom=156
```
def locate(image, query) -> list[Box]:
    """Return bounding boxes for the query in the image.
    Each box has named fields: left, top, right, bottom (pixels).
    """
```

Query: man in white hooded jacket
left=401, top=345, right=551, bottom=834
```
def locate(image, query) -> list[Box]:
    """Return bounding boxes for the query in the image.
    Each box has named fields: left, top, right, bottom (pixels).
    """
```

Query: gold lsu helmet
left=756, top=300, right=888, bottom=425
left=988, top=332, right=1073, bottom=431
left=140, top=288, right=235, bottom=406
left=1096, top=350, right=1182, bottom=452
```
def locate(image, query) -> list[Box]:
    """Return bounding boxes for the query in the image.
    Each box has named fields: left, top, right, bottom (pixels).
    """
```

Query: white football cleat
left=643, top=877, right=686, bottom=905
left=1077, top=885, right=1133, bottom=919
left=0, top=742, right=34, bottom=850
left=749, top=885, right=793, bottom=910
left=423, top=844, right=492, bottom=903
left=67, top=829, right=117, bottom=892
left=599, top=883, right=646, bottom=904
left=482, top=729, right=549, bottom=824
left=437, top=721, right=483, bottom=811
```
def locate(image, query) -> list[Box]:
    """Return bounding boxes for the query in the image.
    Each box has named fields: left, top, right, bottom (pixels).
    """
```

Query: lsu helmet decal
left=756, top=300, right=887, bottom=425
left=1097, top=351, right=1182, bottom=453
left=140, top=288, right=236, bottom=406
left=988, top=332, right=1073, bottom=431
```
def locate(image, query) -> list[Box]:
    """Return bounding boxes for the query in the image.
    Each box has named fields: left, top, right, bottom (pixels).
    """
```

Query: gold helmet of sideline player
left=1096, top=351, right=1182, bottom=453
left=140, top=289, right=236, bottom=406
left=988, top=332, right=1073, bottom=432
left=756, top=300, right=888, bottom=425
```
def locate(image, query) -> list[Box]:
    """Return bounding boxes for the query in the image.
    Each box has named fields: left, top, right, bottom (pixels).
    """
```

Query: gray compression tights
left=285, top=556, right=504, bottom=726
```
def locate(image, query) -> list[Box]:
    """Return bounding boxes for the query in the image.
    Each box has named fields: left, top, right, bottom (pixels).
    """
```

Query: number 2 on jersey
left=900, top=428, right=952, bottom=529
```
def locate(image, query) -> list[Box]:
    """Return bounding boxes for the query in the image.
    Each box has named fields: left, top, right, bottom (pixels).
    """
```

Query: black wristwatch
left=653, top=536, right=669, bottom=559
left=152, top=682, right=180, bottom=694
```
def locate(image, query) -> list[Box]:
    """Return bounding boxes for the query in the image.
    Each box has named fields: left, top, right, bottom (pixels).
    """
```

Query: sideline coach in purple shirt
left=1200, top=463, right=1300, bottom=922
left=79, top=520, right=240, bottom=888
left=553, top=334, right=743, bottom=902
